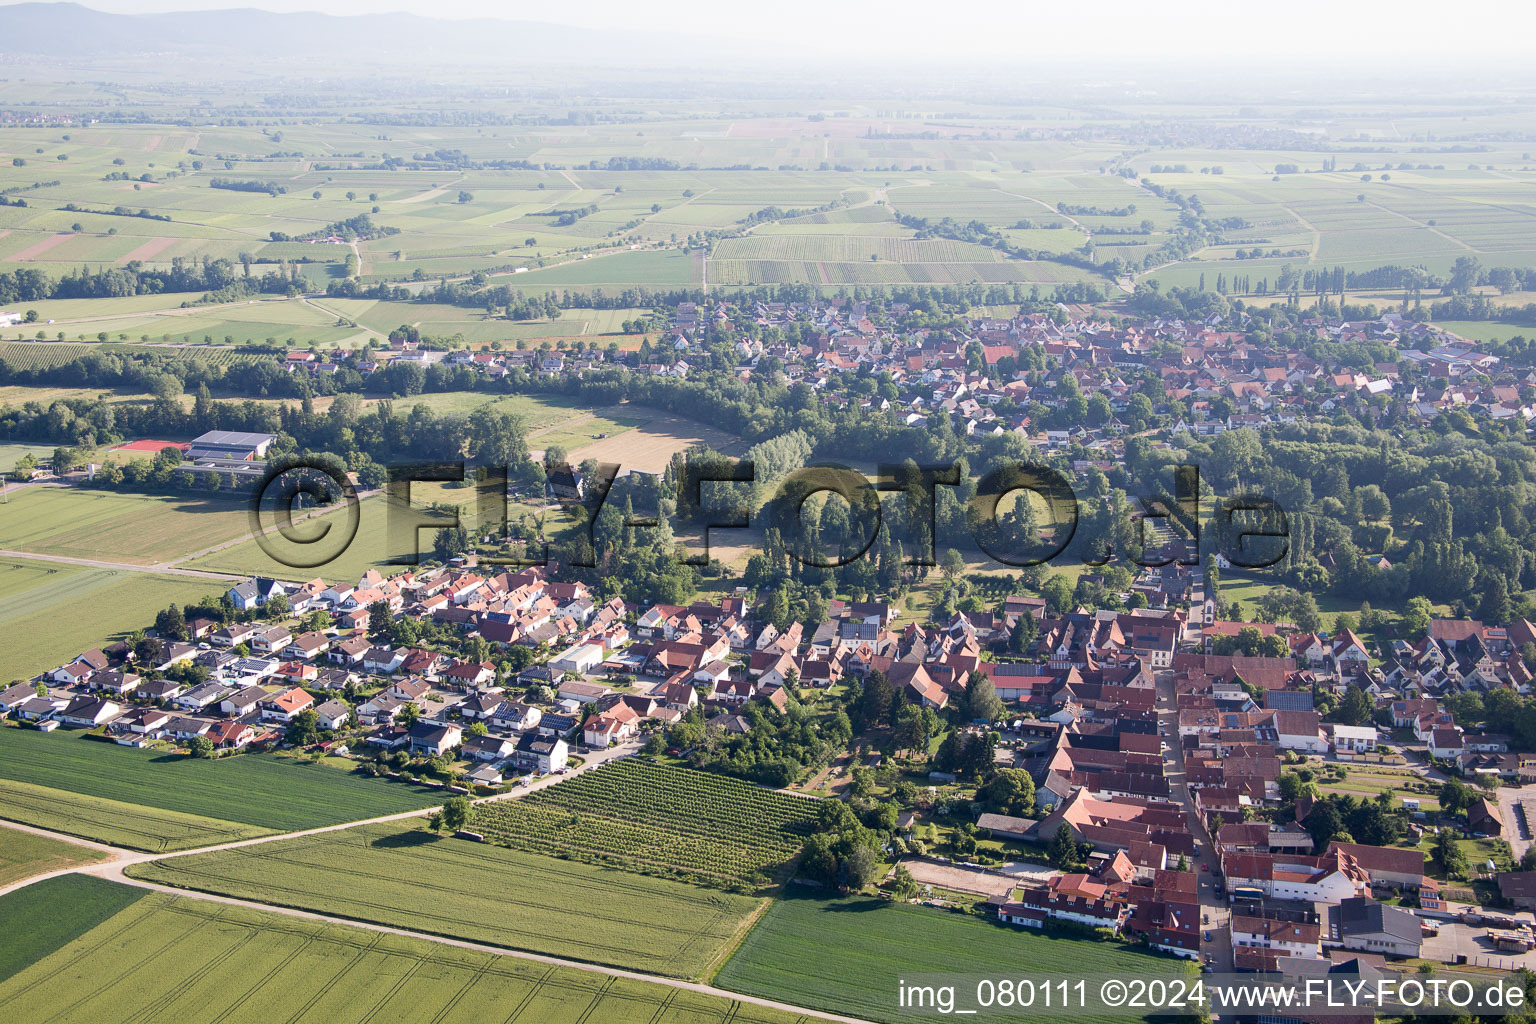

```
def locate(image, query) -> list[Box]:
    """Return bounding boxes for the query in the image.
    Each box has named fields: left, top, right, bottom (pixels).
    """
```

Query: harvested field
left=565, top=406, right=746, bottom=475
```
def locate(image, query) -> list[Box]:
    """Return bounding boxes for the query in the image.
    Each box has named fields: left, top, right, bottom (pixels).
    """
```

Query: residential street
left=1156, top=669, right=1234, bottom=972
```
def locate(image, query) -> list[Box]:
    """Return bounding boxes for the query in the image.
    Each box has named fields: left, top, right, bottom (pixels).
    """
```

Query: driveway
left=477, top=735, right=642, bottom=804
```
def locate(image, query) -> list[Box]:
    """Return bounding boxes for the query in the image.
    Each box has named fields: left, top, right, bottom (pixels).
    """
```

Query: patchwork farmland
left=0, top=880, right=804, bottom=1024
left=0, top=726, right=443, bottom=846
left=128, top=820, right=764, bottom=980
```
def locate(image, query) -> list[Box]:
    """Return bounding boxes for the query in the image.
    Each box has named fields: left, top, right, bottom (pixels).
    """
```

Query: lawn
left=0, top=883, right=803, bottom=1024
left=714, top=891, right=1184, bottom=1024
left=0, top=727, right=443, bottom=848
left=471, top=759, right=819, bottom=891
left=0, top=487, right=255, bottom=565
left=1418, top=833, right=1512, bottom=881
left=128, top=819, right=764, bottom=981
left=0, top=558, right=228, bottom=679
left=1315, top=766, right=1442, bottom=811
left=1432, top=320, right=1534, bottom=345
left=0, top=442, right=58, bottom=472
left=0, top=824, right=108, bottom=886
left=1216, top=573, right=1448, bottom=635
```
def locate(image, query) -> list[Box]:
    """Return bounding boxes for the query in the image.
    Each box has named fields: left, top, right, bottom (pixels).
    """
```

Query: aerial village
left=11, top=292, right=1536, bottom=987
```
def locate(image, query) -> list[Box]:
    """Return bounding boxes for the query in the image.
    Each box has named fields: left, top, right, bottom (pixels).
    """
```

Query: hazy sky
left=52, top=0, right=1536, bottom=59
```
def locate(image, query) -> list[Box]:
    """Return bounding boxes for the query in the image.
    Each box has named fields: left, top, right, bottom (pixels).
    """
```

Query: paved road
left=1155, top=670, right=1233, bottom=972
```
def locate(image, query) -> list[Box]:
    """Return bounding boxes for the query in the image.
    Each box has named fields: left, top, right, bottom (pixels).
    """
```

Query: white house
left=313, top=699, right=351, bottom=731
left=512, top=732, right=570, bottom=773
left=1332, top=724, right=1379, bottom=754
left=1231, top=915, right=1321, bottom=959
left=1428, top=727, right=1465, bottom=760
left=1273, top=710, right=1328, bottom=754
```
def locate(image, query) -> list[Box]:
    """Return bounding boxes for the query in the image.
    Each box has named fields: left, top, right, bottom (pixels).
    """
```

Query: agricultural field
left=0, top=880, right=803, bottom=1024
left=472, top=759, right=819, bottom=890
left=715, top=891, right=1183, bottom=1024
left=0, top=299, right=370, bottom=349
left=0, top=775, right=277, bottom=852
left=0, top=824, right=107, bottom=886
left=527, top=406, right=652, bottom=455
left=0, top=339, right=272, bottom=368
left=0, top=487, right=256, bottom=565
left=1431, top=319, right=1536, bottom=345
left=128, top=819, right=763, bottom=980
left=0, top=558, right=229, bottom=679
left=186, top=493, right=455, bottom=585
left=564, top=407, right=748, bottom=474
left=0, top=117, right=1533, bottom=302
left=0, top=875, right=147, bottom=982
left=0, top=726, right=443, bottom=848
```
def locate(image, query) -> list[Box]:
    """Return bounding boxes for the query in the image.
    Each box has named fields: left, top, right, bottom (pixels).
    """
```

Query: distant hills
left=0, top=2, right=733, bottom=64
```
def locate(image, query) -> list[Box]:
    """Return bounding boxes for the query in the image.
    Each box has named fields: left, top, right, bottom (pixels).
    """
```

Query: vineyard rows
left=474, top=759, right=819, bottom=891
left=0, top=341, right=262, bottom=371
left=713, top=233, right=1004, bottom=263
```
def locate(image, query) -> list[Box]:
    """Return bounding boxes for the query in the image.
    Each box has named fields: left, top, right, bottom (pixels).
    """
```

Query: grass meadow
left=185, top=493, right=455, bottom=585
left=0, top=487, right=256, bottom=565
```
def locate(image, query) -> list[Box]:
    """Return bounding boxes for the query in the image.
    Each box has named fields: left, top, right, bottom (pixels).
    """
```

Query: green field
left=0, top=824, right=108, bottom=886
left=0, top=775, right=278, bottom=852
left=0, top=487, right=255, bottom=565
left=0, top=875, right=147, bottom=983
left=0, top=727, right=443, bottom=849
left=0, top=881, right=803, bottom=1024
left=128, top=819, right=763, bottom=980
left=715, top=892, right=1182, bottom=1024
left=472, top=760, right=820, bottom=891
left=1431, top=320, right=1534, bottom=345
left=185, top=493, right=454, bottom=585
left=0, top=442, right=58, bottom=472
left=0, top=557, right=229, bottom=678
left=0, top=113, right=1534, bottom=299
